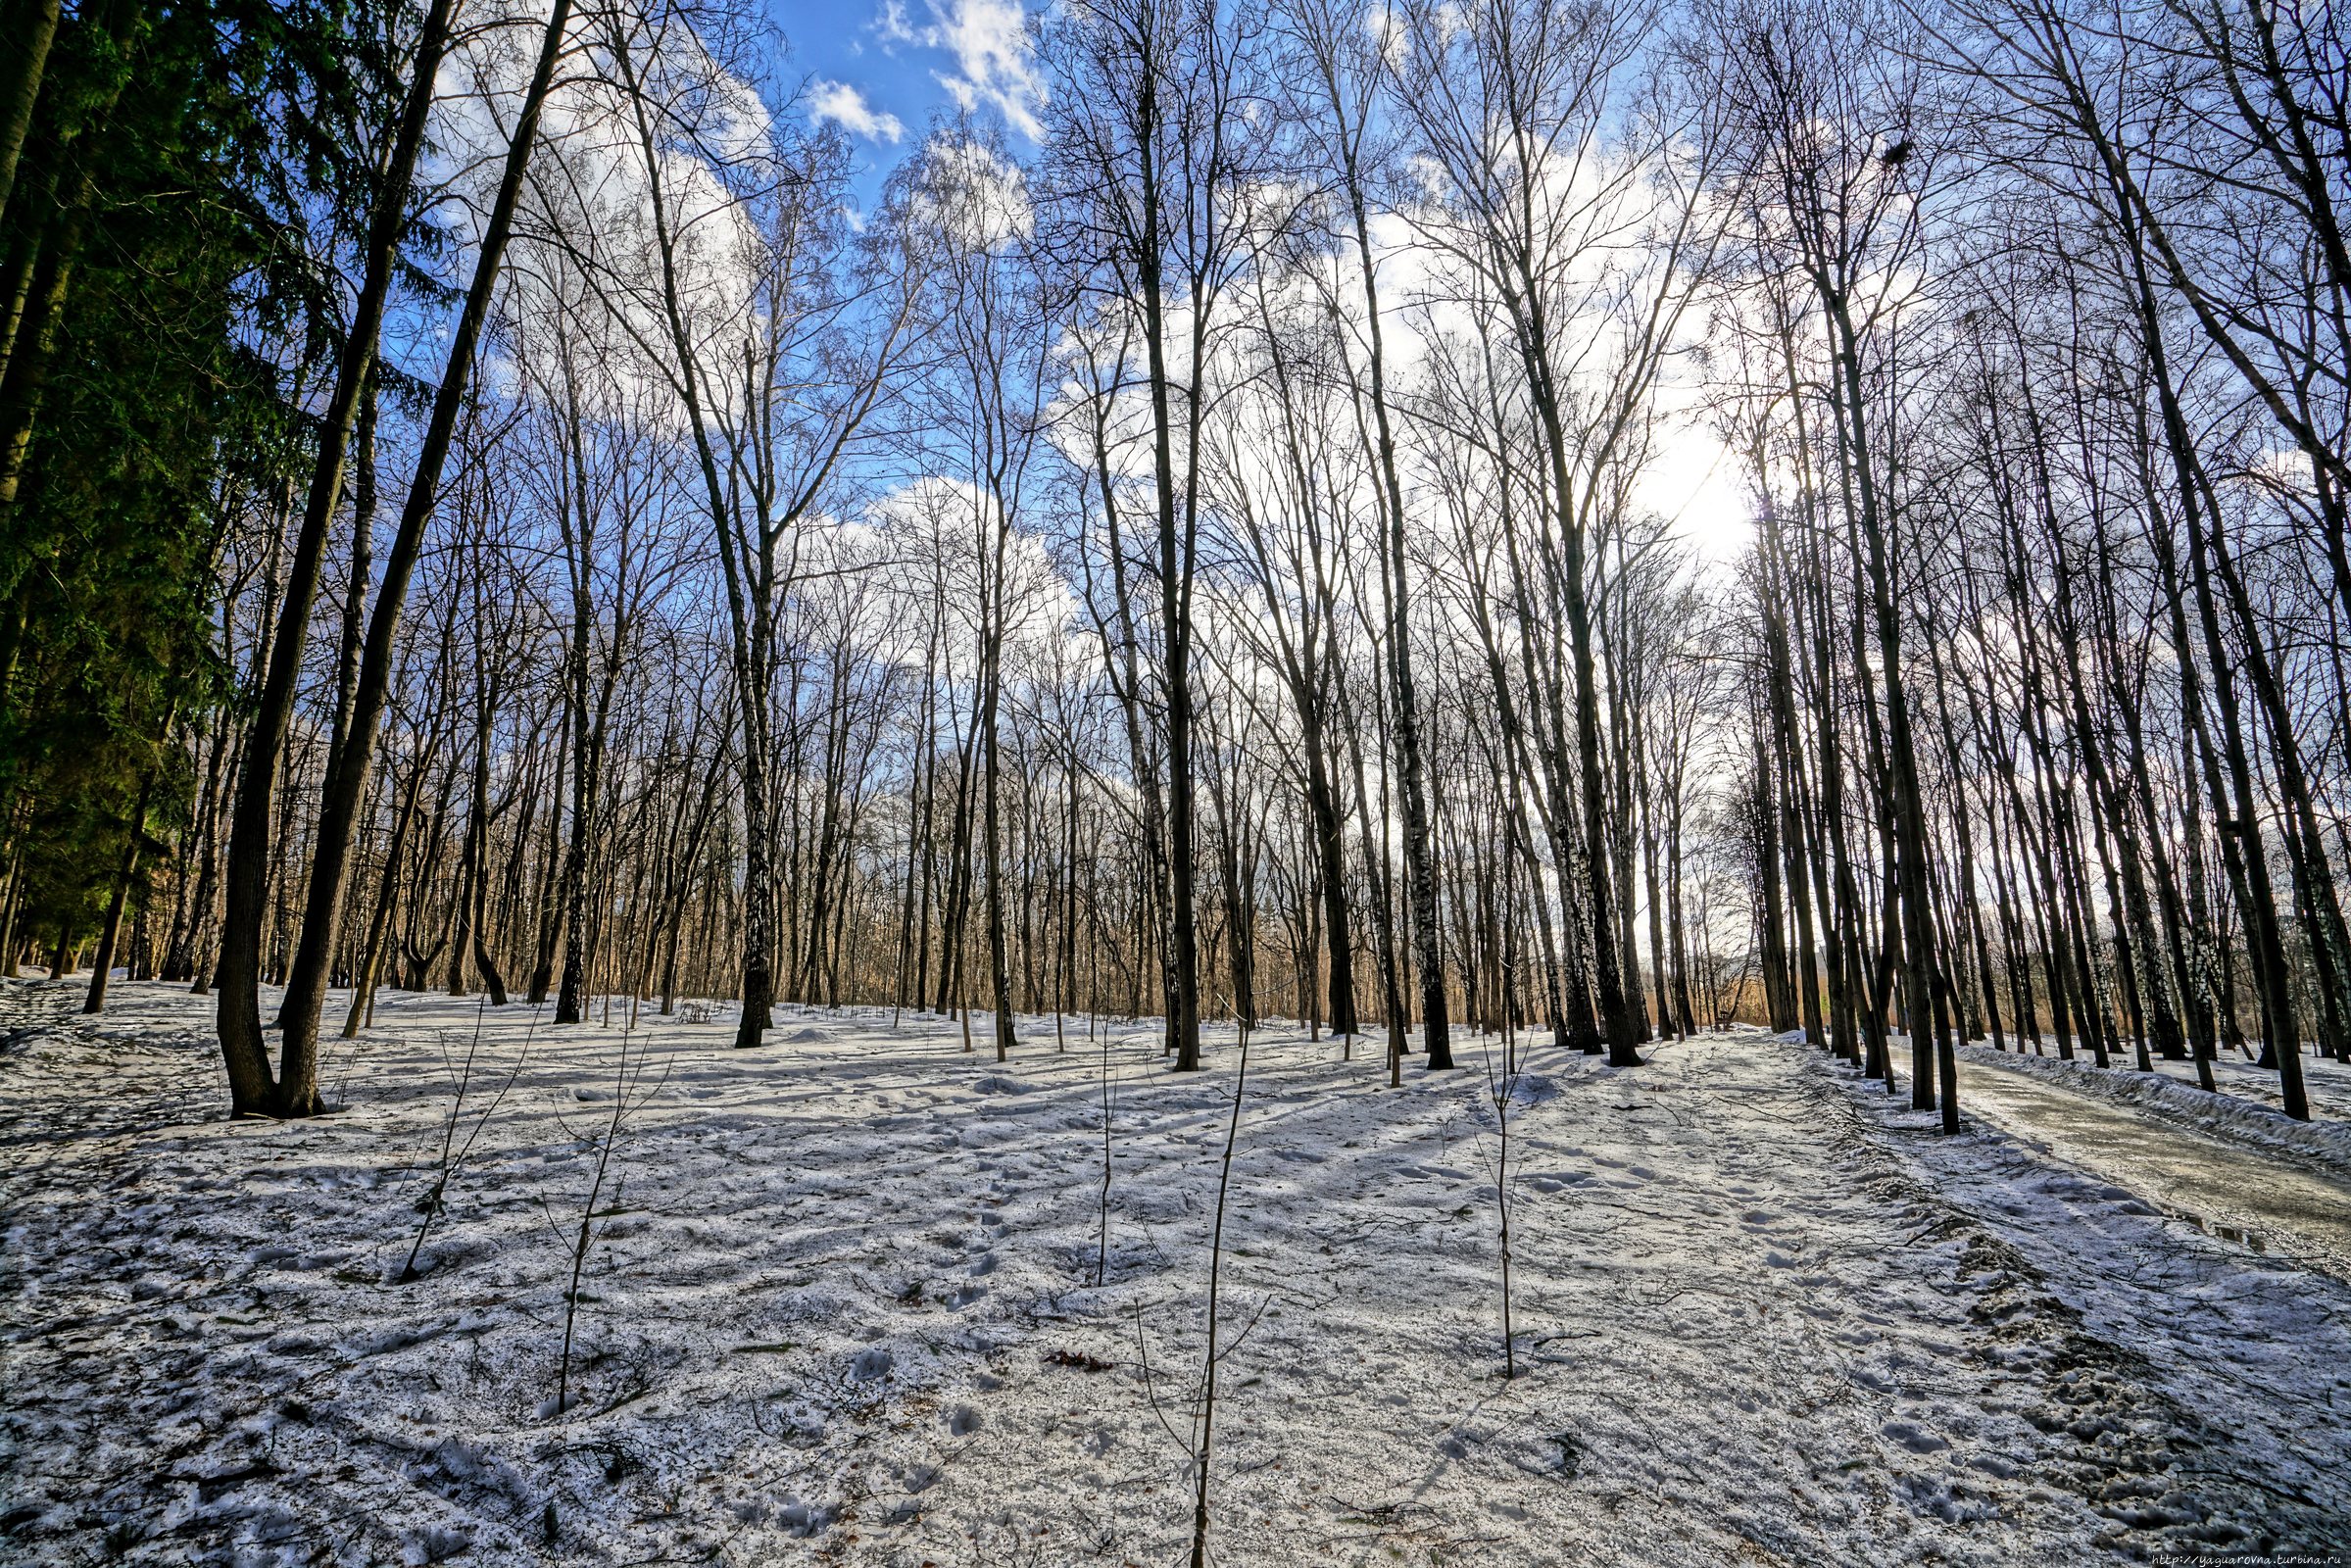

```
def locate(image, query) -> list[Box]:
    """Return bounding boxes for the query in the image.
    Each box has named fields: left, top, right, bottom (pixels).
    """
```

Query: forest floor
left=3, top=977, right=2349, bottom=1567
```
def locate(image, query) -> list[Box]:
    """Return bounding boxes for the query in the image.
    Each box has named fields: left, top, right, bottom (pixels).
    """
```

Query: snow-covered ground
left=4, top=978, right=2347, bottom=1564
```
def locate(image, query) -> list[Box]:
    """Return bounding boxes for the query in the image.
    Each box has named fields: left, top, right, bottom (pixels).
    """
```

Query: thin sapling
left=401, top=999, right=537, bottom=1282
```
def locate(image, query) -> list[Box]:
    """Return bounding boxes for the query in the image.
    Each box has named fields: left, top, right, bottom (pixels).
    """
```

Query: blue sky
left=759, top=0, right=1750, bottom=559
left=773, top=0, right=1042, bottom=194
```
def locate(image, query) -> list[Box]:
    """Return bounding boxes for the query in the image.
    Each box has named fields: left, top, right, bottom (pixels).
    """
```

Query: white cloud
left=809, top=78, right=906, bottom=142
left=912, top=132, right=1032, bottom=249
left=879, top=0, right=1043, bottom=142
left=876, top=0, right=921, bottom=45
left=1635, top=423, right=1753, bottom=566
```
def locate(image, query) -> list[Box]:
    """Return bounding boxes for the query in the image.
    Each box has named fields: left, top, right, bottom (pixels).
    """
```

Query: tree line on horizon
left=0, top=0, right=2342, bottom=1129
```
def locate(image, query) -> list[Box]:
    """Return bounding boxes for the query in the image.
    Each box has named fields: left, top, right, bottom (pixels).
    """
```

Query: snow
left=4, top=978, right=2347, bottom=1563
left=1832, top=1062, right=2351, bottom=1549
left=1962, top=1041, right=2351, bottom=1181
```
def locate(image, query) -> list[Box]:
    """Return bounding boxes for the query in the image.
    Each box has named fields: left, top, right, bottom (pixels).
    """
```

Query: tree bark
left=263, top=0, right=571, bottom=1112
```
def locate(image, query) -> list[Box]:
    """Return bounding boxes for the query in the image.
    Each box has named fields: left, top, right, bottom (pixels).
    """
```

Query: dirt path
left=1960, top=1052, right=2351, bottom=1278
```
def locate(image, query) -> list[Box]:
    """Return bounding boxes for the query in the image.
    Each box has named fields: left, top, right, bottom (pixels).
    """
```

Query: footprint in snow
left=971, top=1074, right=1033, bottom=1096
left=1880, top=1420, right=1948, bottom=1452
left=401, top=1525, right=472, bottom=1565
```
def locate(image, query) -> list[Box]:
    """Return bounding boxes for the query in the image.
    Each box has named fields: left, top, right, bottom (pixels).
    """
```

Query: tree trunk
left=212, top=0, right=455, bottom=1114
left=262, top=0, right=569, bottom=1112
